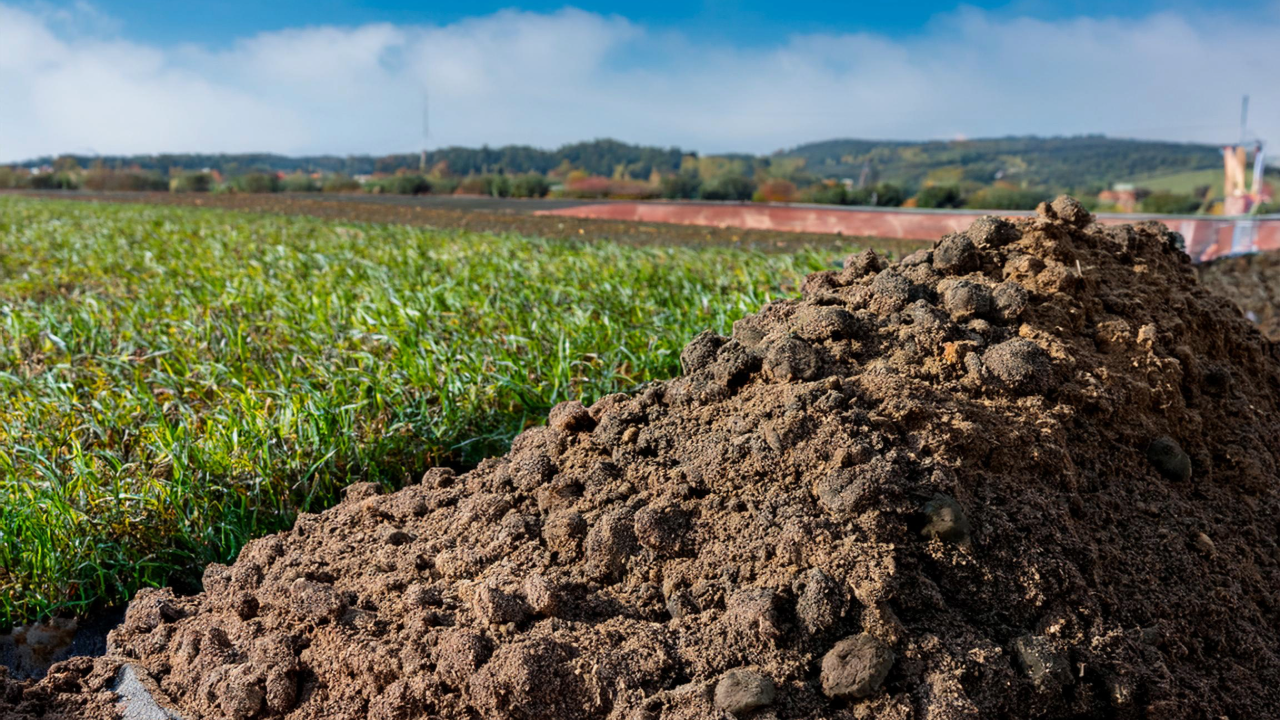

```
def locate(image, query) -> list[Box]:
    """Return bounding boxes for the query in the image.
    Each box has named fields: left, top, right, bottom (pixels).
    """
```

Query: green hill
left=13, top=136, right=1231, bottom=194
left=778, top=135, right=1225, bottom=192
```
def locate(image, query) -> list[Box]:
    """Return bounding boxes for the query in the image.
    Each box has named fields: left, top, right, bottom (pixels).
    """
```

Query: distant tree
left=169, top=172, right=213, bottom=193
left=560, top=176, right=613, bottom=199
left=0, top=166, right=28, bottom=188
left=429, top=177, right=459, bottom=194
left=371, top=174, right=430, bottom=195
left=321, top=174, right=362, bottom=193
left=1140, top=191, right=1200, bottom=215
left=872, top=183, right=906, bottom=206
left=511, top=174, right=551, bottom=198
left=281, top=173, right=320, bottom=192
left=233, top=173, right=281, bottom=193
left=83, top=168, right=167, bottom=191
left=52, top=155, right=81, bottom=173
left=797, top=182, right=848, bottom=205
left=964, top=187, right=1049, bottom=211
left=454, top=174, right=489, bottom=195
left=847, top=182, right=905, bottom=207
left=485, top=174, right=512, bottom=198
left=914, top=185, right=966, bottom=209
left=701, top=175, right=756, bottom=201
left=427, top=160, right=452, bottom=178
left=660, top=172, right=702, bottom=200
left=755, top=179, right=798, bottom=203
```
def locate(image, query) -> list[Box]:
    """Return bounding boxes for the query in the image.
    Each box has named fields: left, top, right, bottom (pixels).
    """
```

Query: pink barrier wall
left=536, top=202, right=1280, bottom=262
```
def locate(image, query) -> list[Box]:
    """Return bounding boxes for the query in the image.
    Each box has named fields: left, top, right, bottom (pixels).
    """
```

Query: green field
left=1126, top=168, right=1223, bottom=196
left=0, top=197, right=859, bottom=626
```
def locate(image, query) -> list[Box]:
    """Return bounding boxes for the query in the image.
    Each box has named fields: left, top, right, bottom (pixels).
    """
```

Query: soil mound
left=6, top=197, right=1280, bottom=719
left=1199, top=250, right=1280, bottom=341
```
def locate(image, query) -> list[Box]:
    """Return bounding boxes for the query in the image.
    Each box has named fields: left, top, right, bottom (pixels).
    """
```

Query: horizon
left=6, top=133, right=1245, bottom=168
left=2, top=2, right=1278, bottom=162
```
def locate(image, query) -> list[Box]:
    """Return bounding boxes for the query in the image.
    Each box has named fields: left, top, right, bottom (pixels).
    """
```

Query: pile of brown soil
left=1199, top=250, right=1280, bottom=341
left=5, top=197, right=1279, bottom=719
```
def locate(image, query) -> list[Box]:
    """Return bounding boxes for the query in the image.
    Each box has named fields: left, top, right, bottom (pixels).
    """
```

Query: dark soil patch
left=8, top=191, right=927, bottom=256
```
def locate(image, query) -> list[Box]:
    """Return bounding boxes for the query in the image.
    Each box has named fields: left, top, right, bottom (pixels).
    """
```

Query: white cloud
left=1, top=2, right=1278, bottom=161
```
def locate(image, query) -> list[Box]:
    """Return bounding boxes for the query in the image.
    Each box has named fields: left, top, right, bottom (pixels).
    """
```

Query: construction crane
left=1223, top=95, right=1269, bottom=215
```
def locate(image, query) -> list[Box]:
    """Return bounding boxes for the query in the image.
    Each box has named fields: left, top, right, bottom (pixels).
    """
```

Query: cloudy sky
left=1, top=1, right=1277, bottom=161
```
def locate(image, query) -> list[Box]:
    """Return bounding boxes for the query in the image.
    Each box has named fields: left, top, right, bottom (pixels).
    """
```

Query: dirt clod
left=549, top=400, right=596, bottom=433
left=966, top=215, right=1020, bottom=248
left=1146, top=435, right=1192, bottom=482
left=980, top=338, right=1053, bottom=395
left=715, top=668, right=776, bottom=715
left=942, top=280, right=992, bottom=321
left=9, top=197, right=1280, bottom=719
left=932, top=234, right=980, bottom=275
left=763, top=337, right=820, bottom=382
left=820, top=634, right=896, bottom=700
left=1012, top=634, right=1071, bottom=690
left=1048, top=196, right=1093, bottom=228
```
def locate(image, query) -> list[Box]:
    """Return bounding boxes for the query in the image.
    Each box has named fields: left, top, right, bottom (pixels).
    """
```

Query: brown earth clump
left=5, top=197, right=1280, bottom=719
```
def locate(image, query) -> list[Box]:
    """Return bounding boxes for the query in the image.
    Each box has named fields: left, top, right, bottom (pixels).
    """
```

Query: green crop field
left=1126, top=168, right=1224, bottom=196
left=0, top=197, right=862, bottom=626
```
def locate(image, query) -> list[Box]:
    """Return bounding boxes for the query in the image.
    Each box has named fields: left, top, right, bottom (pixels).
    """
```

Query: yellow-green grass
left=0, top=197, right=862, bottom=626
left=1126, top=168, right=1223, bottom=196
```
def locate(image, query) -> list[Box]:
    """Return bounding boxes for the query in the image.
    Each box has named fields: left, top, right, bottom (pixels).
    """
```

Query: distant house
left=1098, top=184, right=1138, bottom=213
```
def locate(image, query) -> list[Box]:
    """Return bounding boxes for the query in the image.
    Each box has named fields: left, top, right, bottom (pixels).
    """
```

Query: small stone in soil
left=1147, top=436, right=1191, bottom=482
left=1012, top=634, right=1072, bottom=689
left=921, top=494, right=970, bottom=545
left=714, top=668, right=776, bottom=716
left=820, top=633, right=895, bottom=700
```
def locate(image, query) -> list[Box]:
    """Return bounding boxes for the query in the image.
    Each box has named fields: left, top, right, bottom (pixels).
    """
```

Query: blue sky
left=2, top=1, right=1278, bottom=160
left=43, top=0, right=1276, bottom=46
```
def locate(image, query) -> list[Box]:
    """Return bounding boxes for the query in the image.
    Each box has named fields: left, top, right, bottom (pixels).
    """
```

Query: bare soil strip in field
left=8, top=191, right=929, bottom=256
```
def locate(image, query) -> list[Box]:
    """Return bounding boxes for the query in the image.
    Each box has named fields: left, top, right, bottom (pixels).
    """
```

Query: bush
left=232, top=173, right=281, bottom=194
left=755, top=179, right=797, bottom=203
left=169, top=172, right=213, bottom=193
left=321, top=174, right=362, bottom=193
left=29, top=172, right=79, bottom=190
left=454, top=174, right=490, bottom=195
left=964, top=187, right=1049, bottom=211
left=0, top=167, right=31, bottom=189
left=797, top=182, right=848, bottom=205
left=606, top=180, right=660, bottom=200
left=914, top=185, right=966, bottom=209
left=560, top=176, right=612, bottom=199
left=452, top=174, right=514, bottom=197
left=428, top=177, right=459, bottom=195
left=510, top=174, right=551, bottom=199
left=1140, top=191, right=1200, bottom=215
left=83, top=169, right=168, bottom=192
left=370, top=174, right=430, bottom=195
left=846, top=182, right=905, bottom=207
left=701, top=175, right=756, bottom=202
left=559, top=176, right=659, bottom=200
left=282, top=174, right=320, bottom=193
left=660, top=172, right=702, bottom=200
left=485, top=175, right=512, bottom=198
